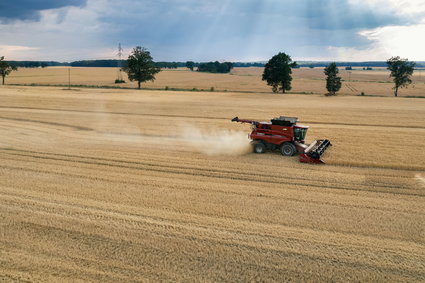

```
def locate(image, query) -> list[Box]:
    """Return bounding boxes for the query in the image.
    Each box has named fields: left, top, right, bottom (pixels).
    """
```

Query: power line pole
left=116, top=43, right=124, bottom=83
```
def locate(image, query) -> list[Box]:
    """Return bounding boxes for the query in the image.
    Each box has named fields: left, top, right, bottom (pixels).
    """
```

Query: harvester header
left=232, top=116, right=332, bottom=163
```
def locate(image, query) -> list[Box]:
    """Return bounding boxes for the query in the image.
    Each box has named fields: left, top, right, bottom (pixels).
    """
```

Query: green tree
left=262, top=52, right=297, bottom=93
left=324, top=62, right=342, bottom=96
left=122, top=46, right=161, bottom=89
left=186, top=61, right=195, bottom=71
left=0, top=56, right=18, bottom=85
left=386, top=56, right=415, bottom=97
left=197, top=61, right=233, bottom=73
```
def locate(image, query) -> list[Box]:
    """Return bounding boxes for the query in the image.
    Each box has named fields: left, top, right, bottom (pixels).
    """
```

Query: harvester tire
left=281, top=142, right=296, bottom=156
left=253, top=142, right=266, bottom=154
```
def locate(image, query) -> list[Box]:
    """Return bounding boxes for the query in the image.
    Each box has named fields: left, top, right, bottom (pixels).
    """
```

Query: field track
left=1, top=86, right=424, bottom=282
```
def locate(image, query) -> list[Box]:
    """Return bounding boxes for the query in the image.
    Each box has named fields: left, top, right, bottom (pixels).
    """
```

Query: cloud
left=324, top=0, right=425, bottom=61
left=0, top=0, right=424, bottom=61
left=86, top=0, right=409, bottom=61
left=0, top=2, right=102, bottom=60
left=0, top=0, right=87, bottom=22
left=0, top=45, right=40, bottom=59
left=333, top=23, right=425, bottom=61
left=0, top=45, right=39, bottom=51
left=348, top=0, right=425, bottom=16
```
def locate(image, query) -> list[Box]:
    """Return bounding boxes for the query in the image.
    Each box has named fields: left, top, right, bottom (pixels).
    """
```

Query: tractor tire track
left=1, top=105, right=424, bottom=129
left=0, top=116, right=93, bottom=131
left=2, top=86, right=425, bottom=282
left=2, top=188, right=424, bottom=282
left=1, top=147, right=420, bottom=192
left=1, top=149, right=423, bottom=197
left=1, top=162, right=423, bottom=217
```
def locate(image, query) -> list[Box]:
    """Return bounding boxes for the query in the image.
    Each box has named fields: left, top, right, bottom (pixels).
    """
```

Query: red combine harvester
left=232, top=116, right=332, bottom=163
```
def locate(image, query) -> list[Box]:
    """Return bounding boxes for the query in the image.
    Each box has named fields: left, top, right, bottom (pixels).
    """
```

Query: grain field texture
left=7, top=66, right=425, bottom=97
left=1, top=86, right=424, bottom=282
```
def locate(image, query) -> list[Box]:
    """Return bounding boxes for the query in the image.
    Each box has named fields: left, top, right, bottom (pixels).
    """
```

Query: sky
left=0, top=0, right=424, bottom=62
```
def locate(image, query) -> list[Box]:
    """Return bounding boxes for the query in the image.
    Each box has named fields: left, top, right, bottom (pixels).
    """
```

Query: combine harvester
left=232, top=116, right=332, bottom=163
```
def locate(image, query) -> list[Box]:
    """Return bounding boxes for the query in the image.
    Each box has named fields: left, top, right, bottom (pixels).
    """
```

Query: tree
left=386, top=56, right=415, bottom=97
left=324, top=62, right=342, bottom=96
left=262, top=52, right=297, bottom=93
left=0, top=56, right=18, bottom=85
left=122, top=46, right=161, bottom=89
left=186, top=61, right=195, bottom=71
left=197, top=61, right=233, bottom=73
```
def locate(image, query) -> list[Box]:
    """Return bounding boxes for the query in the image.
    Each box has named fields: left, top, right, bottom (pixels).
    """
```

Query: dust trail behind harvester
left=89, top=111, right=252, bottom=156
left=86, top=97, right=250, bottom=156
left=179, top=126, right=251, bottom=156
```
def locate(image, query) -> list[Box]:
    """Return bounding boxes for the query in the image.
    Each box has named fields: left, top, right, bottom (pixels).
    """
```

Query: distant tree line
left=72, top=60, right=186, bottom=69
left=71, top=60, right=125, bottom=67
left=296, top=61, right=425, bottom=68
left=5, top=59, right=425, bottom=69
left=5, top=61, right=67, bottom=68
left=197, top=61, right=233, bottom=73
left=155, top=62, right=183, bottom=69
left=73, top=60, right=192, bottom=69
left=232, top=62, right=266, bottom=67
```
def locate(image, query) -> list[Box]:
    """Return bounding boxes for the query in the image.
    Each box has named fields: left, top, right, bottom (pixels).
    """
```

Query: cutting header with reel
left=232, top=116, right=332, bottom=163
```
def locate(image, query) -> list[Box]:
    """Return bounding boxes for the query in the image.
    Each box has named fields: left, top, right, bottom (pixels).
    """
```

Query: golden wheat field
left=1, top=83, right=425, bottom=282
left=7, top=66, right=425, bottom=97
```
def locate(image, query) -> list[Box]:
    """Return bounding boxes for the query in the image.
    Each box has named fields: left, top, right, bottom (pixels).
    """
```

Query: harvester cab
left=232, top=116, right=332, bottom=163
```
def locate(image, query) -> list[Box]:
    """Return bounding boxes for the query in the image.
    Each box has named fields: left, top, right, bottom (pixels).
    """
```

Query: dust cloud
left=88, top=109, right=252, bottom=156
left=179, top=126, right=251, bottom=156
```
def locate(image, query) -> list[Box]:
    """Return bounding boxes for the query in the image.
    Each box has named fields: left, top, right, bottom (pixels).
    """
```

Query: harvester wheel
left=253, top=142, right=266, bottom=154
left=281, top=142, right=296, bottom=156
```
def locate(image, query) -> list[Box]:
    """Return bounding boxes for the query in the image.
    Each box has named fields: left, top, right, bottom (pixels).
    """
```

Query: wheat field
left=7, top=66, right=425, bottom=97
left=1, top=85, right=424, bottom=282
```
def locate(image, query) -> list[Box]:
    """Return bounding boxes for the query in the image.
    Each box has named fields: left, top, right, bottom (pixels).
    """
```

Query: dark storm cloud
left=97, top=0, right=409, bottom=45
left=99, top=0, right=409, bottom=31
left=1, top=0, right=423, bottom=61
left=91, top=0, right=411, bottom=60
left=301, top=0, right=408, bottom=30
left=0, top=0, right=86, bottom=21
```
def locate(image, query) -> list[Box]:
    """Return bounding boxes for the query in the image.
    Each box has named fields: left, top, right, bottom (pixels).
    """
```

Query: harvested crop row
left=1, top=86, right=424, bottom=282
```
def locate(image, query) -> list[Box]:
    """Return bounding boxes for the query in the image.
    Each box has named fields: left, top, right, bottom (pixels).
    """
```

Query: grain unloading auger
left=232, top=116, right=332, bottom=163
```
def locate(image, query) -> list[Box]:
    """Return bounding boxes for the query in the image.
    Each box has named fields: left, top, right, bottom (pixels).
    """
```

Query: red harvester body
left=232, top=116, right=332, bottom=163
